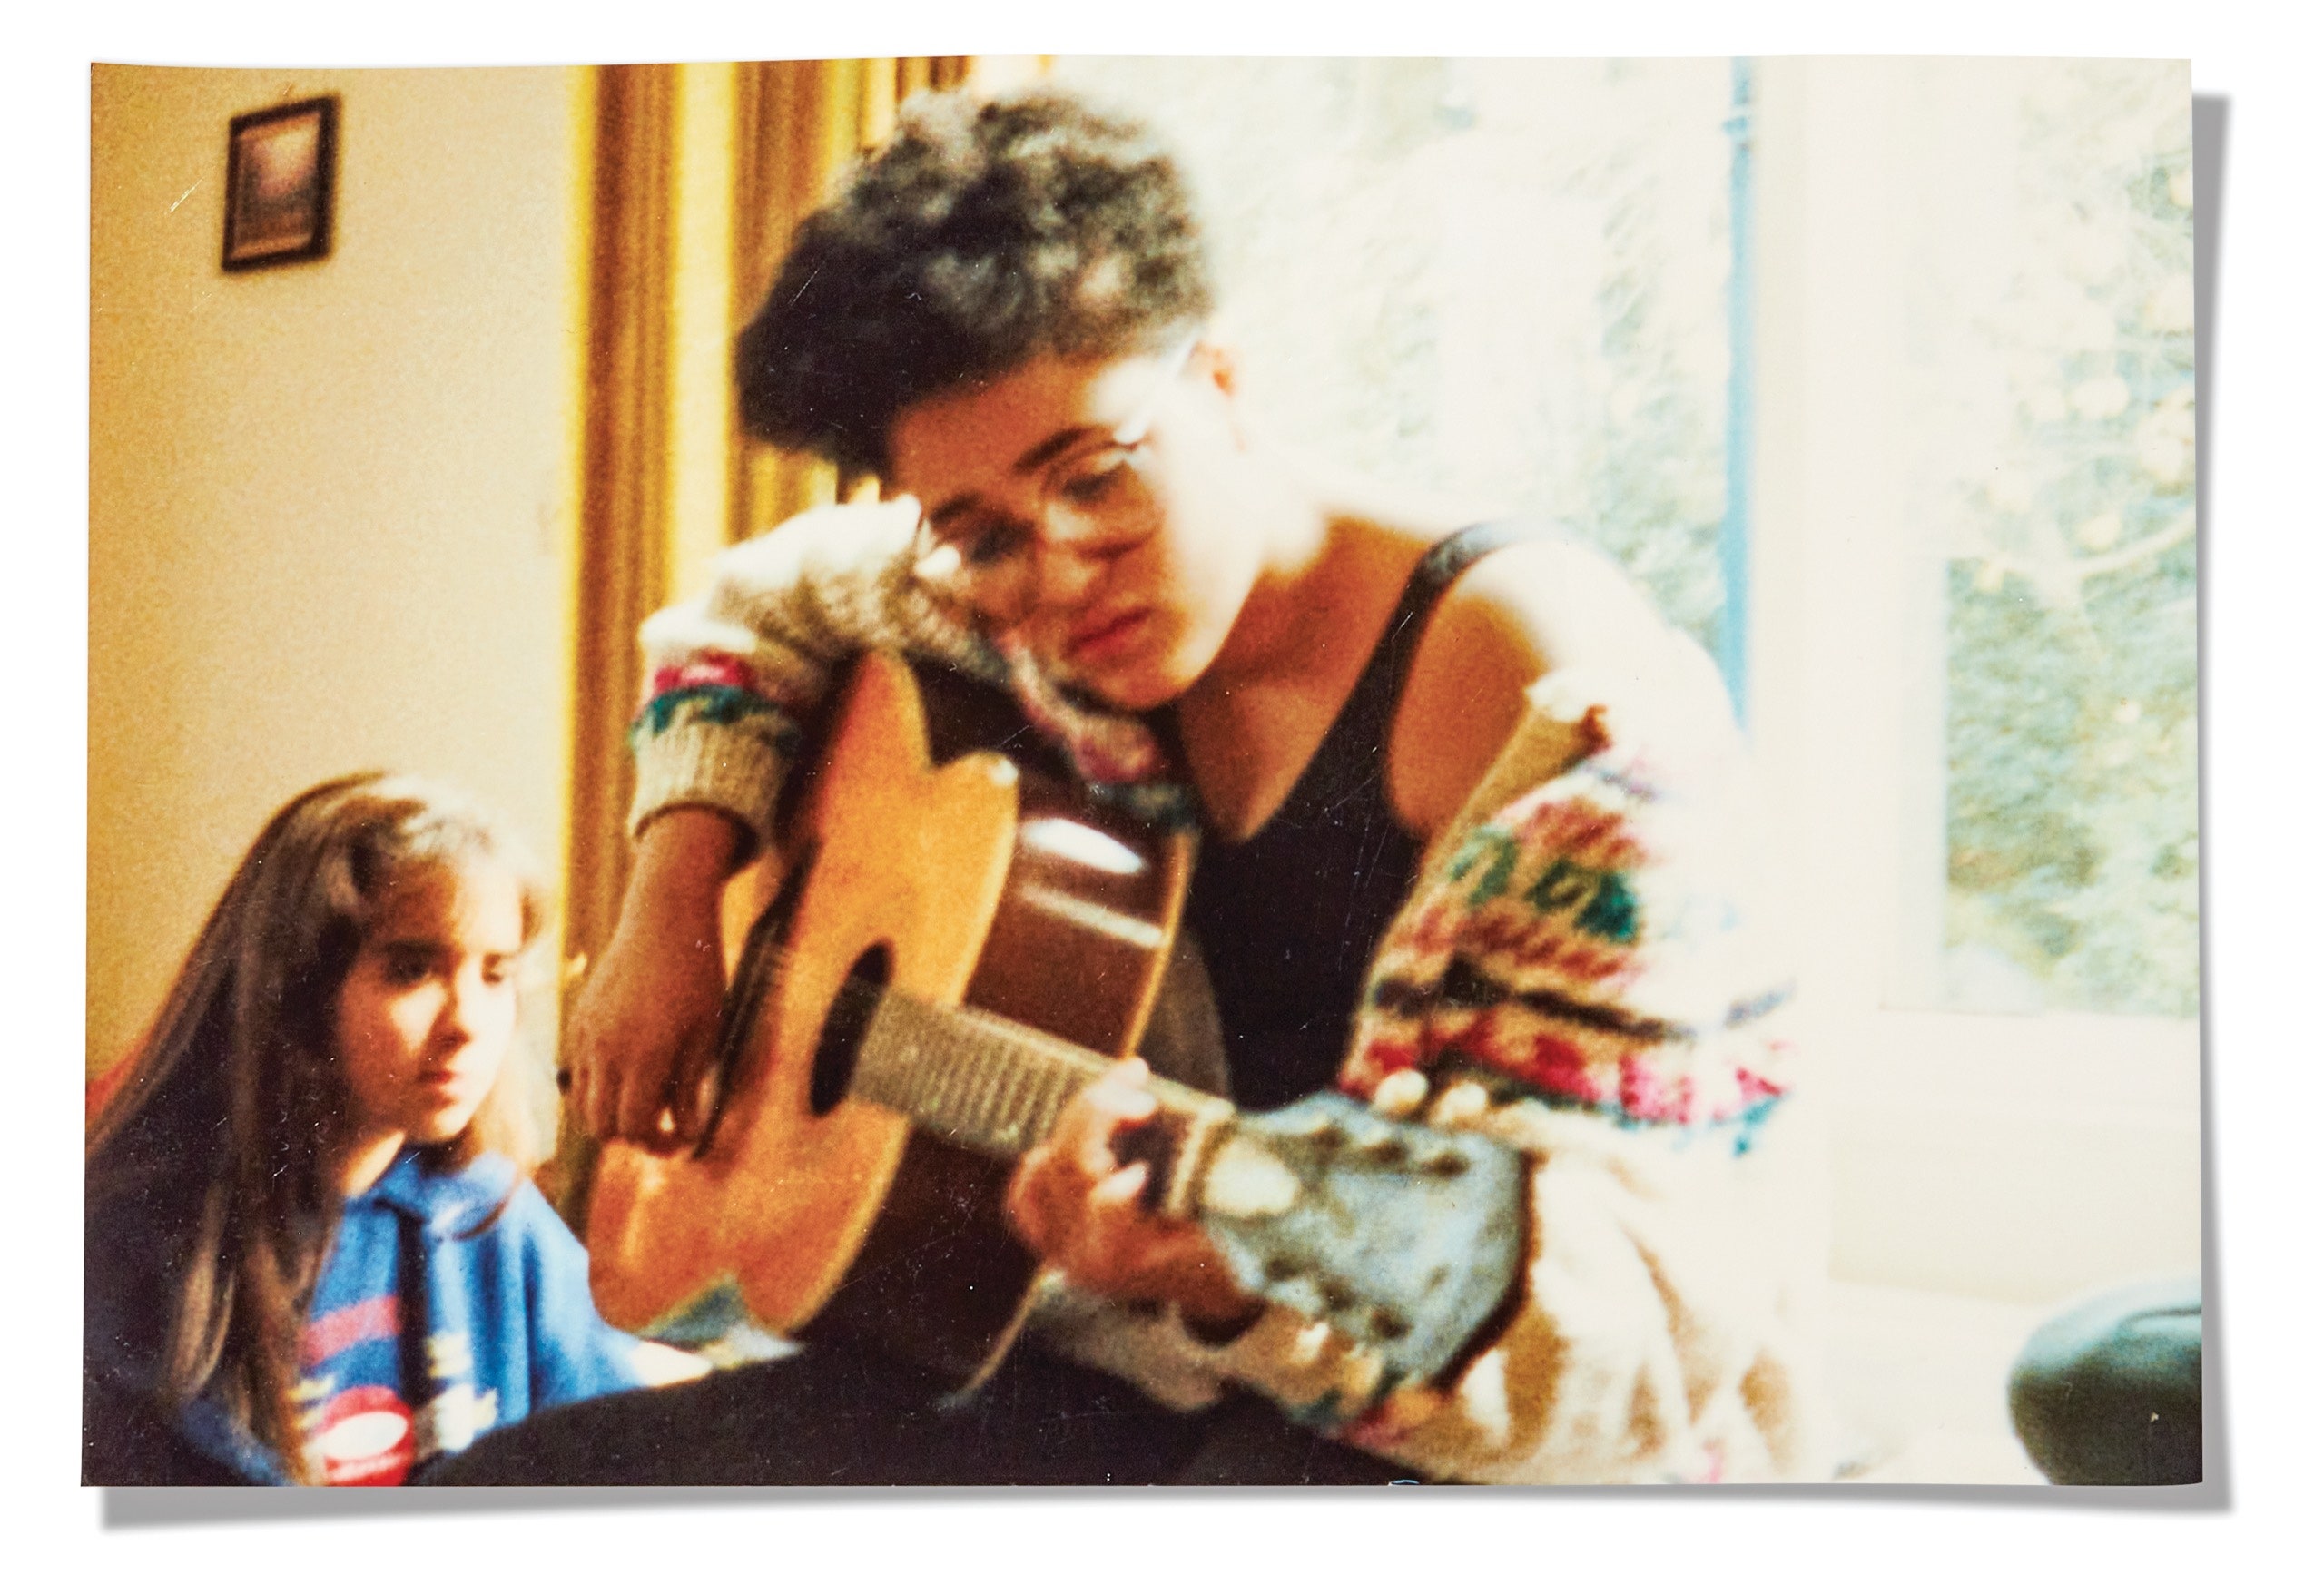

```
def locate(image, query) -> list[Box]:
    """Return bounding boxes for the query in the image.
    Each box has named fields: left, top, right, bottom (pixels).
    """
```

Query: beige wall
left=89, top=66, right=587, bottom=1071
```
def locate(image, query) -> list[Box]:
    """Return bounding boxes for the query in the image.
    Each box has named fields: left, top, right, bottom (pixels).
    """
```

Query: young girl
left=84, top=772, right=695, bottom=1485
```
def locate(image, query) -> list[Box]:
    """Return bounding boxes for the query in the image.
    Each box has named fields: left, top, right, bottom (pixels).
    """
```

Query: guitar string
left=729, top=939, right=1226, bottom=1156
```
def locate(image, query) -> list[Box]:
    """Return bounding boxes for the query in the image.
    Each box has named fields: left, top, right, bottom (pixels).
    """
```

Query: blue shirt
left=84, top=1148, right=647, bottom=1485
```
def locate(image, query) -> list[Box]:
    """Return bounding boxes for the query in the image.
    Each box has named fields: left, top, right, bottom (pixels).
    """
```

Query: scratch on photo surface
left=167, top=182, right=200, bottom=214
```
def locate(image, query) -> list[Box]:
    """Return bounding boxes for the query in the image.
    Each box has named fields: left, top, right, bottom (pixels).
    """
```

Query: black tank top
left=1171, top=521, right=1545, bottom=1111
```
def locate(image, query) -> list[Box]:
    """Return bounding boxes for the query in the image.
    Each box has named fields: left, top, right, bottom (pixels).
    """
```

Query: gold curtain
left=566, top=56, right=987, bottom=973
left=553, top=55, right=1055, bottom=1214
left=729, top=57, right=976, bottom=535
left=566, top=62, right=681, bottom=981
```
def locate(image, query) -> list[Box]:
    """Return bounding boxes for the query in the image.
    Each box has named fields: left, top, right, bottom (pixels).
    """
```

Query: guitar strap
left=1173, top=519, right=1564, bottom=1113
left=1130, top=930, right=1232, bottom=1098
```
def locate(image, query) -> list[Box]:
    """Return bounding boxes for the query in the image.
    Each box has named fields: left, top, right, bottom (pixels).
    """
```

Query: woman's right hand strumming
left=564, top=808, right=743, bottom=1151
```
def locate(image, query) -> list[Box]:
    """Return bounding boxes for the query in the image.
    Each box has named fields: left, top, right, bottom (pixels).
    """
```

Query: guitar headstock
left=1194, top=1091, right=1527, bottom=1387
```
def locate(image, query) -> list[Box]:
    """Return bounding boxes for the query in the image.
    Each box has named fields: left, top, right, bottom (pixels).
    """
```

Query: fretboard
left=850, top=986, right=1232, bottom=1163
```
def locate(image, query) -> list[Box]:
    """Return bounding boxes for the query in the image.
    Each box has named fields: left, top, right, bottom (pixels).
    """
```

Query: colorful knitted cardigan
left=626, top=500, right=1830, bottom=1484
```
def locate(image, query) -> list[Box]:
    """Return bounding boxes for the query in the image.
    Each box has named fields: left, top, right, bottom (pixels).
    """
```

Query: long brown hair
left=86, top=772, right=552, bottom=1480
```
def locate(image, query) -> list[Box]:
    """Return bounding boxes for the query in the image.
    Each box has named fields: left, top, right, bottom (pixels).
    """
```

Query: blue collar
left=358, top=1147, right=517, bottom=1236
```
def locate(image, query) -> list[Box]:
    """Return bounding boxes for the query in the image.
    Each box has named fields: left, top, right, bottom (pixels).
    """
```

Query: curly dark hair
left=735, top=88, right=1215, bottom=477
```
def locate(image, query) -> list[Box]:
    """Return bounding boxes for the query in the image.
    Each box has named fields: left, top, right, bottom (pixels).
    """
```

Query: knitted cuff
left=627, top=715, right=793, bottom=853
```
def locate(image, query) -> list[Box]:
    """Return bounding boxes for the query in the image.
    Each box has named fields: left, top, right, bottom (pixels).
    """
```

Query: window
left=1746, top=57, right=2199, bottom=1300
left=1899, top=62, right=2199, bottom=1018
left=1049, top=56, right=2196, bottom=1031
left=1049, top=57, right=1742, bottom=659
left=1034, top=58, right=2200, bottom=1297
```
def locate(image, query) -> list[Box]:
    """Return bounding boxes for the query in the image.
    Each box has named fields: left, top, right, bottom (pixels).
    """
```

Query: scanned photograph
left=86, top=55, right=2200, bottom=1488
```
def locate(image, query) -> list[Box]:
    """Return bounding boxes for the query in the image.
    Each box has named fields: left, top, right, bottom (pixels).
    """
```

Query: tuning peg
left=1428, top=1080, right=1491, bottom=1128
left=1372, top=1068, right=1431, bottom=1118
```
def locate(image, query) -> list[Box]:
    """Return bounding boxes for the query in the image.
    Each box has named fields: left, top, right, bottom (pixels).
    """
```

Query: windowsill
left=1817, top=1007, right=2201, bottom=1305
left=1827, top=1278, right=2050, bottom=1485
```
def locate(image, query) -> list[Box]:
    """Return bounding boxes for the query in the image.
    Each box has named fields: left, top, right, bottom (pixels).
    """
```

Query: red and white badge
left=311, top=1384, right=416, bottom=1487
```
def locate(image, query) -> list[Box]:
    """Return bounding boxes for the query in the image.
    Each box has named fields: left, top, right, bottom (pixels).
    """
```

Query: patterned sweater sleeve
left=627, top=497, right=1179, bottom=851
left=625, top=498, right=1000, bottom=851
left=1066, top=668, right=1834, bottom=1484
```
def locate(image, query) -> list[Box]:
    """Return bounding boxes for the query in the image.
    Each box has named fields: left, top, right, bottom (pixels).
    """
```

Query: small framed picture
left=222, top=95, right=339, bottom=271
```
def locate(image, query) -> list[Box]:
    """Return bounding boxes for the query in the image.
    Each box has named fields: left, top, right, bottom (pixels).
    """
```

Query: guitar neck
left=850, top=985, right=1235, bottom=1180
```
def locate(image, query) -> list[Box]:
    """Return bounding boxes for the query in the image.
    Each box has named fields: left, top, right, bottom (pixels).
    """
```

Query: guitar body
left=586, top=653, right=1193, bottom=1382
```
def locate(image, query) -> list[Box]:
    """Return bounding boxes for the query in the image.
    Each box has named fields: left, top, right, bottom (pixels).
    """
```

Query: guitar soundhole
left=810, top=945, right=891, bottom=1117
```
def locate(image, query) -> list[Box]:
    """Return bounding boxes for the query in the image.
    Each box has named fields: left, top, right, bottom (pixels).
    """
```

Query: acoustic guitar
left=586, top=651, right=1524, bottom=1388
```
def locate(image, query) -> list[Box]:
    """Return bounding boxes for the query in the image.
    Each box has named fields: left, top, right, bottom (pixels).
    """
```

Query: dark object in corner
left=2008, top=1275, right=2202, bottom=1485
left=222, top=95, right=339, bottom=272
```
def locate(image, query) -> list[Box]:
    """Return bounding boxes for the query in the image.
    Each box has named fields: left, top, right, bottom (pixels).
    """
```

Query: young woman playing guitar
left=438, top=86, right=1827, bottom=1486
